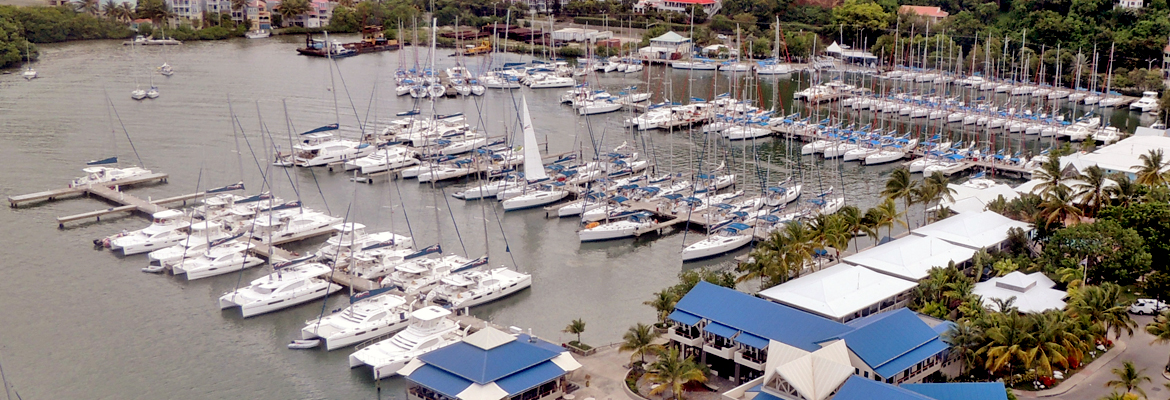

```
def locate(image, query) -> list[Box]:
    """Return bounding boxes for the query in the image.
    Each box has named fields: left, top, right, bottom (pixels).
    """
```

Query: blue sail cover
left=207, top=182, right=245, bottom=193
left=350, top=286, right=395, bottom=303
left=453, top=256, right=489, bottom=272
left=209, top=232, right=245, bottom=247
left=361, top=239, right=399, bottom=251
left=260, top=201, right=301, bottom=212
left=301, top=123, right=340, bottom=135
left=236, top=192, right=273, bottom=204
left=405, top=244, right=442, bottom=260
left=273, top=255, right=314, bottom=270
left=86, top=156, right=118, bottom=165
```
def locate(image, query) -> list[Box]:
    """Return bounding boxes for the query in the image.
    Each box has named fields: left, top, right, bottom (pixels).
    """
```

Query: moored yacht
left=425, top=267, right=532, bottom=309
left=108, top=209, right=190, bottom=255
left=218, top=261, right=342, bottom=317
left=681, top=223, right=754, bottom=261
left=348, top=306, right=465, bottom=379
left=172, top=240, right=265, bottom=280
left=301, top=288, right=413, bottom=350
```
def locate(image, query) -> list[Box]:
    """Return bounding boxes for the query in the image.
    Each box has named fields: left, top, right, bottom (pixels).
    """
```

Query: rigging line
left=227, top=163, right=271, bottom=302
left=304, top=159, right=332, bottom=215
left=282, top=99, right=302, bottom=197
left=229, top=96, right=244, bottom=183
left=330, top=56, right=367, bottom=137
left=392, top=177, right=416, bottom=246
left=260, top=119, right=302, bottom=200
left=318, top=204, right=353, bottom=325
left=439, top=186, right=469, bottom=257
left=485, top=184, right=519, bottom=270
left=234, top=116, right=272, bottom=191
left=105, top=93, right=145, bottom=168
left=177, top=166, right=204, bottom=266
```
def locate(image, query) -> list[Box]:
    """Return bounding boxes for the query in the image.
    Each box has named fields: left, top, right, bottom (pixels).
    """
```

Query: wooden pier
left=8, top=172, right=169, bottom=208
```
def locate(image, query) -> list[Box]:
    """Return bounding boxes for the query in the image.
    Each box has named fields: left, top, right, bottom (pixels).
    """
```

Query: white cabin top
left=411, top=306, right=451, bottom=321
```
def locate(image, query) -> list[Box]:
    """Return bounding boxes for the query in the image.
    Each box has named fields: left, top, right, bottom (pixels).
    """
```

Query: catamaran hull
left=304, top=319, right=411, bottom=351
left=437, top=275, right=532, bottom=309
left=681, top=235, right=753, bottom=261
left=185, top=257, right=265, bottom=280
left=219, top=283, right=342, bottom=318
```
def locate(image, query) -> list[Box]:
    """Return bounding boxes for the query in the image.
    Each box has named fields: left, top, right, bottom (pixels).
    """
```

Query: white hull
left=219, top=279, right=342, bottom=318
left=501, top=190, right=568, bottom=211
left=681, top=234, right=752, bottom=261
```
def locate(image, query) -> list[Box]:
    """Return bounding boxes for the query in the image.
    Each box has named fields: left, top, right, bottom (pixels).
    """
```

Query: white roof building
left=843, top=235, right=977, bottom=281
left=974, top=271, right=1067, bottom=313
left=911, top=210, right=1033, bottom=250
left=937, top=183, right=1019, bottom=214
left=1078, top=135, right=1170, bottom=179
left=638, top=31, right=693, bottom=60
left=758, top=264, right=917, bottom=323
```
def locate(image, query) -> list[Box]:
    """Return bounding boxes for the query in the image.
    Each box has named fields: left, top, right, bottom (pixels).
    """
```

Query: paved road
left=1059, top=314, right=1170, bottom=399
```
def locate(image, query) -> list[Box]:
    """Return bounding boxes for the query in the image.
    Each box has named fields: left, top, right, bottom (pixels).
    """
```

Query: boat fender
left=585, top=222, right=600, bottom=229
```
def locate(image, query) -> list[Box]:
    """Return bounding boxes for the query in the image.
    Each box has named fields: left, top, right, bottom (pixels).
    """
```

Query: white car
left=1129, top=299, right=1168, bottom=315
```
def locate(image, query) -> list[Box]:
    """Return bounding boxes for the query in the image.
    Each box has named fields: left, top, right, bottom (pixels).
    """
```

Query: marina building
left=668, top=282, right=955, bottom=386
left=935, top=183, right=1019, bottom=215
left=1074, top=135, right=1170, bottom=180
left=637, top=31, right=693, bottom=60
left=757, top=263, right=917, bottom=323
left=401, top=327, right=581, bottom=400
left=974, top=271, right=1067, bottom=313
left=897, top=6, right=949, bottom=23
left=842, top=235, right=977, bottom=282
left=910, top=210, right=1033, bottom=251
left=633, top=0, right=722, bottom=16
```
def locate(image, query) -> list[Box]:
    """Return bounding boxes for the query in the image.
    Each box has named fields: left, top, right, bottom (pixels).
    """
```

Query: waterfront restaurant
left=402, top=327, right=581, bottom=400
left=668, top=282, right=954, bottom=386
left=843, top=235, right=977, bottom=282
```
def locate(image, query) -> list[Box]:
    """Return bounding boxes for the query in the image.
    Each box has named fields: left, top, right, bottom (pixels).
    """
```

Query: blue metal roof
left=703, top=322, right=738, bottom=339
left=752, top=390, right=786, bottom=400
left=668, top=310, right=702, bottom=326
left=834, top=376, right=935, bottom=400
left=900, top=382, right=1008, bottom=400
left=417, top=337, right=561, bottom=384
left=735, top=331, right=769, bottom=349
left=874, top=336, right=949, bottom=377
left=495, top=360, right=566, bottom=395
left=410, top=364, right=474, bottom=398
left=674, top=282, right=851, bottom=351
left=838, top=309, right=941, bottom=374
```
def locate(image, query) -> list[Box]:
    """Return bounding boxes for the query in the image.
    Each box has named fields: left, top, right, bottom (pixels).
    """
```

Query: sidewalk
left=570, top=344, right=639, bottom=400
left=1014, top=339, right=1129, bottom=398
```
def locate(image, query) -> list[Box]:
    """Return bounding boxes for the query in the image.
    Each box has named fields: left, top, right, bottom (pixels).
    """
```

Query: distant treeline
left=0, top=5, right=134, bottom=69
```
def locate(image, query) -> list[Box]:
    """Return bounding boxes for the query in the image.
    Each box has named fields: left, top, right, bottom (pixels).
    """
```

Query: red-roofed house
left=634, top=0, right=722, bottom=16
left=899, top=5, right=949, bottom=23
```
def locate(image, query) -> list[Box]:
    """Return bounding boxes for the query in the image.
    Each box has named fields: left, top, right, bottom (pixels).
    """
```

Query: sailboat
left=501, top=97, right=569, bottom=211
left=146, top=74, right=160, bottom=99
left=130, top=40, right=146, bottom=100
left=158, top=26, right=174, bottom=76
left=21, top=42, right=36, bottom=80
left=300, top=287, right=413, bottom=350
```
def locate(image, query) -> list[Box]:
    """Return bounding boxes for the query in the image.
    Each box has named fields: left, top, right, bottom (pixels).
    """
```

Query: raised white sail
left=520, top=96, right=547, bottom=181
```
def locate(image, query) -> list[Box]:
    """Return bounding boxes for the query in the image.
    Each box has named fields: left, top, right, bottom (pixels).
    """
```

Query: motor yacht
left=301, top=289, right=412, bottom=350
left=108, top=209, right=190, bottom=255
left=425, top=267, right=531, bottom=309
left=173, top=240, right=265, bottom=280
left=348, top=306, right=464, bottom=379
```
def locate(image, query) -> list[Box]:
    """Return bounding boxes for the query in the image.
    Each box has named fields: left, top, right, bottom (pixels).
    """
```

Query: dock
left=8, top=172, right=169, bottom=208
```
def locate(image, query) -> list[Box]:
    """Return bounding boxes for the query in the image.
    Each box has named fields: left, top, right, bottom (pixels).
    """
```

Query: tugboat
left=296, top=26, right=399, bottom=57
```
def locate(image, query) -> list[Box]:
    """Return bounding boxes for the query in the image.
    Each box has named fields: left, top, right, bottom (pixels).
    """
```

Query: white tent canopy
left=825, top=41, right=843, bottom=54
left=844, top=235, right=977, bottom=281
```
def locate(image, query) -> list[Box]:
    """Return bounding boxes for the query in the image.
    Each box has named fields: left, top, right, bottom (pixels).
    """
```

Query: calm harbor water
left=0, top=36, right=1149, bottom=399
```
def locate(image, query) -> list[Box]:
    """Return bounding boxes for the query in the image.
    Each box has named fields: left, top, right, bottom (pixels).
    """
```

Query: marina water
left=0, top=35, right=1147, bottom=398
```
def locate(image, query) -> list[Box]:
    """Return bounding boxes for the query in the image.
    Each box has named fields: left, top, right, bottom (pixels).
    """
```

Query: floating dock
left=8, top=173, right=169, bottom=208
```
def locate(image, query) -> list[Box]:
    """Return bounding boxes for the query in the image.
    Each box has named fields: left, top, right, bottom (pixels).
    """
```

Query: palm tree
left=1105, top=361, right=1151, bottom=398
left=874, top=198, right=906, bottom=239
left=101, top=0, right=117, bottom=18
left=1134, top=149, right=1170, bottom=186
left=75, top=0, right=99, bottom=15
left=978, top=311, right=1035, bottom=381
left=943, top=319, right=983, bottom=376
left=1108, top=173, right=1141, bottom=208
left=645, top=346, right=707, bottom=400
left=1098, top=392, right=1129, bottom=400
left=781, top=221, right=817, bottom=276
left=1074, top=165, right=1110, bottom=217
left=882, top=167, right=918, bottom=229
left=1069, top=283, right=1137, bottom=340
left=920, top=171, right=955, bottom=224
left=1033, top=154, right=1067, bottom=196
left=1026, top=312, right=1076, bottom=377
left=1144, top=310, right=1170, bottom=373
left=810, top=214, right=849, bottom=260
left=838, top=205, right=865, bottom=250
left=1039, top=185, right=1083, bottom=229
left=563, top=318, right=586, bottom=344
left=276, top=0, right=311, bottom=26
left=619, top=323, right=663, bottom=364
left=644, top=290, right=678, bottom=325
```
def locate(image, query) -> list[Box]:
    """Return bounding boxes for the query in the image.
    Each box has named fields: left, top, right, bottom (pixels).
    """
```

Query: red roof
left=666, top=0, right=716, bottom=4
left=899, top=5, right=949, bottom=18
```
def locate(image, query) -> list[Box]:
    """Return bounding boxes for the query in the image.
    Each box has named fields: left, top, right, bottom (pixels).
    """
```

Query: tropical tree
left=1039, top=185, right=1083, bottom=229
left=645, top=346, right=707, bottom=400
left=919, top=171, right=955, bottom=224
left=943, top=319, right=983, bottom=376
left=1026, top=311, right=1081, bottom=377
left=1105, top=361, right=1151, bottom=398
left=1134, top=149, right=1170, bottom=186
left=810, top=213, right=850, bottom=260
left=1107, top=173, right=1142, bottom=207
left=882, top=167, right=918, bottom=228
left=978, top=311, right=1035, bottom=381
left=1074, top=165, right=1110, bottom=217
left=101, top=0, right=117, bottom=18
left=563, top=318, right=586, bottom=344
left=1033, top=155, right=1067, bottom=196
left=838, top=205, right=866, bottom=250
left=619, top=323, right=663, bottom=364
left=1068, top=283, right=1137, bottom=340
left=75, top=0, right=99, bottom=15
left=276, top=0, right=312, bottom=25
left=644, top=289, right=678, bottom=325
left=1144, top=310, right=1170, bottom=373
left=874, top=198, right=906, bottom=238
